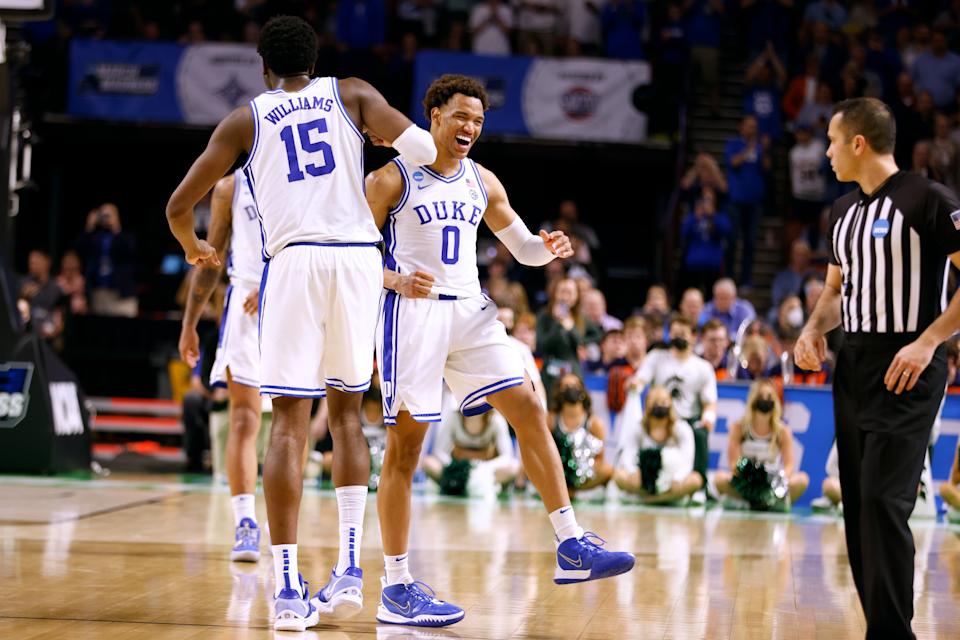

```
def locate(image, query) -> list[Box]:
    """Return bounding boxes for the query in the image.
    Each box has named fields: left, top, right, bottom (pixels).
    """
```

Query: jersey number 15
left=280, top=118, right=336, bottom=182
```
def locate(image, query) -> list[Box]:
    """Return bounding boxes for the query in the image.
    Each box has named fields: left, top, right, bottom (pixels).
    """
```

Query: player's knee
left=231, top=405, right=260, bottom=437
left=385, top=437, right=422, bottom=474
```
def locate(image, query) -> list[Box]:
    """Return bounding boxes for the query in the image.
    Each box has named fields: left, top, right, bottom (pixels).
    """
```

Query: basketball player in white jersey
left=364, top=75, right=636, bottom=627
left=179, top=170, right=266, bottom=564
left=166, top=16, right=437, bottom=632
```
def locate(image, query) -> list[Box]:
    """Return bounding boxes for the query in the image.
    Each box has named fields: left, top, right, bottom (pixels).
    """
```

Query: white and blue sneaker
left=230, top=518, right=260, bottom=562
left=274, top=574, right=320, bottom=631
left=554, top=532, right=636, bottom=585
left=376, top=578, right=465, bottom=627
left=311, top=567, right=364, bottom=620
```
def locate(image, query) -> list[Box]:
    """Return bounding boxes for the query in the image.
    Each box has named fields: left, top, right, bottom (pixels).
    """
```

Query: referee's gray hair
left=832, top=97, right=896, bottom=154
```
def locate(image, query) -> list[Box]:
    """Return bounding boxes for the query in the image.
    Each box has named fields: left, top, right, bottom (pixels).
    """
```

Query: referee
left=795, top=97, right=960, bottom=639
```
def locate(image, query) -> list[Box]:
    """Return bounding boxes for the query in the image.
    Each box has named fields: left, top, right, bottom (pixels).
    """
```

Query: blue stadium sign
left=0, top=362, right=34, bottom=428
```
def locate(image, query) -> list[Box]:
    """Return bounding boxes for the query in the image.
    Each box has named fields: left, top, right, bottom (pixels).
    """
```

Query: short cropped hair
left=257, top=16, right=318, bottom=77
left=423, top=74, right=489, bottom=120
left=832, top=97, right=896, bottom=154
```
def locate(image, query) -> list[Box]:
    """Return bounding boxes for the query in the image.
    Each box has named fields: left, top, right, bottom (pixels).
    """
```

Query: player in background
left=180, top=171, right=266, bottom=563
left=166, top=16, right=437, bottom=631
left=364, top=74, right=635, bottom=628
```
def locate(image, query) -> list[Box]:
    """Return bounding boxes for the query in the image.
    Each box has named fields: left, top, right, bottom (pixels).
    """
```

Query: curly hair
left=257, top=16, right=318, bottom=77
left=422, top=74, right=489, bottom=120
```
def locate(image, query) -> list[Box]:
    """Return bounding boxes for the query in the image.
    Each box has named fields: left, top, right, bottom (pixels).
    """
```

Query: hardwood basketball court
left=1, top=476, right=958, bottom=639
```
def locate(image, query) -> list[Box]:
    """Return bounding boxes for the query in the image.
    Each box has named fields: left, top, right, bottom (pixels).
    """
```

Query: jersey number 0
left=280, top=118, right=336, bottom=182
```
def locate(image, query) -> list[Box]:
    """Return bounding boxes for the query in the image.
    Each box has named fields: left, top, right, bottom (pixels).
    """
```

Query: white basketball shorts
left=376, top=293, right=527, bottom=424
left=259, top=243, right=383, bottom=398
left=210, top=280, right=260, bottom=389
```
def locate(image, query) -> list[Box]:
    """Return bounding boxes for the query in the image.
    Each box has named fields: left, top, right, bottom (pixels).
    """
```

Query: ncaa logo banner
left=0, top=362, right=34, bottom=429
left=69, top=40, right=264, bottom=125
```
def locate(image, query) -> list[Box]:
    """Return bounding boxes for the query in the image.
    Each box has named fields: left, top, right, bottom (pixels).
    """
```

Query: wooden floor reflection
left=1, top=476, right=958, bottom=639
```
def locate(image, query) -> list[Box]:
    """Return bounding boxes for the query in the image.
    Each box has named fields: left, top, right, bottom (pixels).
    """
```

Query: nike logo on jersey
left=416, top=183, right=433, bottom=191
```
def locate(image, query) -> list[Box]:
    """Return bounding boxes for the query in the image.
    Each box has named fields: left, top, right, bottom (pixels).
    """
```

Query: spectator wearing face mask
left=615, top=386, right=702, bottom=504
left=550, top=374, right=613, bottom=494
left=607, top=316, right=648, bottom=414
left=715, top=379, right=809, bottom=507
left=630, top=314, right=717, bottom=503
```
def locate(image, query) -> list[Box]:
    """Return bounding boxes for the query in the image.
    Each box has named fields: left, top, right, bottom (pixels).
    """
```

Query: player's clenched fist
left=397, top=270, right=435, bottom=298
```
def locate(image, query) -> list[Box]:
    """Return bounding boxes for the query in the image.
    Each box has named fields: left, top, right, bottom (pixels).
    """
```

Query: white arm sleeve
left=493, top=217, right=556, bottom=266
left=392, top=124, right=437, bottom=166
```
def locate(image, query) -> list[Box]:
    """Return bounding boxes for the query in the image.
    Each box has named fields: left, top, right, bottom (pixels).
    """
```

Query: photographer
left=76, top=203, right=138, bottom=317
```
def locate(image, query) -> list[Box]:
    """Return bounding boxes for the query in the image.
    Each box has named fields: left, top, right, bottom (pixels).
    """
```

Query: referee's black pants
left=833, top=335, right=947, bottom=640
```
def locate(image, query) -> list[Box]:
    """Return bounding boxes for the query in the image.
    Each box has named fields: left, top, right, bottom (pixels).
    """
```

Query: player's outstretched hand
left=179, top=327, right=200, bottom=369
left=398, top=270, right=435, bottom=298
left=794, top=330, right=826, bottom=372
left=540, top=230, right=573, bottom=259
left=243, top=289, right=259, bottom=316
left=884, top=338, right=936, bottom=395
left=186, top=239, right=220, bottom=268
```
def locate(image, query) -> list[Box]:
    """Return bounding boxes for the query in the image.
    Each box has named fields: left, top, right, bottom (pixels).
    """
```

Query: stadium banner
left=412, top=51, right=651, bottom=143
left=68, top=40, right=265, bottom=124
left=584, top=376, right=958, bottom=508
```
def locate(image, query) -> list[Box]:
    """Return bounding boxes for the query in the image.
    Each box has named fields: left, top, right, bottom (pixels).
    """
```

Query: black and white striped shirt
left=828, top=171, right=960, bottom=335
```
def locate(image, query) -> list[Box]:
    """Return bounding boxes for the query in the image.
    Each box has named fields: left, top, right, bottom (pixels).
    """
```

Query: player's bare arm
left=340, top=77, right=436, bottom=165
left=166, top=106, right=253, bottom=266
left=475, top=163, right=574, bottom=262
left=178, top=175, right=234, bottom=367
left=884, top=250, right=960, bottom=394
left=795, top=264, right=843, bottom=371
left=364, top=162, right=435, bottom=298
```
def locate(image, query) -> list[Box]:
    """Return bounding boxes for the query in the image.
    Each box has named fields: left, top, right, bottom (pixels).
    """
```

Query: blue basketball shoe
left=230, top=517, right=260, bottom=562
left=274, top=574, right=320, bottom=631
left=311, top=567, right=364, bottom=620
left=554, top=532, right=636, bottom=584
left=376, top=578, right=465, bottom=627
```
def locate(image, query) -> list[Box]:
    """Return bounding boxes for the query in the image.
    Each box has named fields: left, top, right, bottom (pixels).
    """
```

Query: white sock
left=271, top=544, right=301, bottom=598
left=549, top=506, right=584, bottom=543
left=335, top=485, right=368, bottom=575
left=384, top=553, right=413, bottom=586
left=231, top=493, right=256, bottom=527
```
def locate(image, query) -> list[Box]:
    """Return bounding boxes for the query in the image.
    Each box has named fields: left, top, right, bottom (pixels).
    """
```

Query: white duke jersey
left=226, top=169, right=264, bottom=286
left=385, top=157, right=489, bottom=298
left=243, top=76, right=380, bottom=259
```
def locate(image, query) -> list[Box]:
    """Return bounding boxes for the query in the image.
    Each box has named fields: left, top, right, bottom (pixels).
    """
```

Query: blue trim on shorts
left=459, top=377, right=525, bottom=413
left=217, top=284, right=234, bottom=348
left=438, top=294, right=459, bottom=301
left=260, top=384, right=327, bottom=399
left=285, top=242, right=380, bottom=248
left=257, top=259, right=270, bottom=356
left=326, top=378, right=372, bottom=393
left=381, top=290, right=399, bottom=412
left=462, top=402, right=493, bottom=417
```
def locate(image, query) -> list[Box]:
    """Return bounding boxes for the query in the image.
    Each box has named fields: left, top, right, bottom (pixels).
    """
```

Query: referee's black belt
left=843, top=331, right=922, bottom=348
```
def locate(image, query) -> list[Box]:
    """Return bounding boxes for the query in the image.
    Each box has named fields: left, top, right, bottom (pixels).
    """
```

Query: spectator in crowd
left=743, top=43, right=787, bottom=142
left=679, top=287, right=705, bottom=328
left=642, top=283, right=671, bottom=327
left=891, top=71, right=922, bottom=167
left=601, top=0, right=646, bottom=60
left=632, top=314, right=717, bottom=503
left=679, top=187, right=730, bottom=294
left=550, top=199, right=600, bottom=252
left=615, top=385, right=702, bottom=504
left=800, top=21, right=845, bottom=89
left=724, top=116, right=770, bottom=288
left=701, top=278, right=757, bottom=338
left=76, top=203, right=137, bottom=317
left=715, top=379, right=809, bottom=505
left=582, top=288, right=623, bottom=332
left=536, top=276, right=600, bottom=395
left=930, top=112, right=960, bottom=189
left=396, top=0, right=440, bottom=41
left=685, top=0, right=725, bottom=115
left=508, top=311, right=548, bottom=408
left=421, top=409, right=519, bottom=495
left=846, top=0, right=879, bottom=34
left=469, top=0, right=513, bottom=55
left=913, top=89, right=937, bottom=142
left=19, top=249, right=65, bottom=341
left=864, top=29, right=902, bottom=102
left=773, top=295, right=805, bottom=340
left=795, top=82, right=834, bottom=137
left=910, top=140, right=944, bottom=183
left=739, top=0, right=792, bottom=59
left=516, top=0, right=561, bottom=55
left=788, top=126, right=828, bottom=247
left=782, top=55, right=822, bottom=125
left=681, top=152, right=729, bottom=203
left=899, top=23, right=931, bottom=74
left=654, top=1, right=690, bottom=131
left=586, top=329, right=628, bottom=374
left=910, top=28, right=960, bottom=109
left=607, top=316, right=647, bottom=413
left=734, top=334, right=781, bottom=382
left=550, top=373, right=614, bottom=493
left=771, top=239, right=812, bottom=312
left=565, top=0, right=604, bottom=56
left=56, top=250, right=87, bottom=316
left=802, top=0, right=847, bottom=32
left=698, top=318, right=732, bottom=380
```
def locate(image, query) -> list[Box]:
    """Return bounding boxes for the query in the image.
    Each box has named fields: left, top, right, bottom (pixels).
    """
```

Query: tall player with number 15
left=365, top=75, right=635, bottom=627
left=165, top=16, right=437, bottom=632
